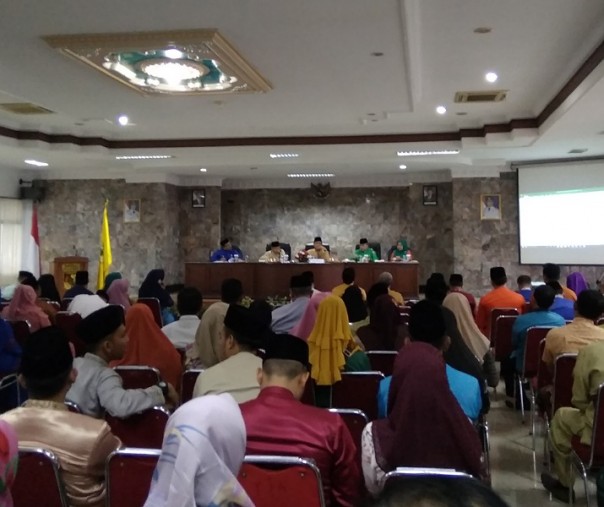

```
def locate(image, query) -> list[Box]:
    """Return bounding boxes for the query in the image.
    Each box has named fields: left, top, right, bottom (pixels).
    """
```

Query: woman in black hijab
left=138, top=269, right=175, bottom=324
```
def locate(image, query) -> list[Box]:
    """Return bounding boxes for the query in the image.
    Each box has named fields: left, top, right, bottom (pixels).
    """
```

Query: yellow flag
left=97, top=200, right=113, bottom=290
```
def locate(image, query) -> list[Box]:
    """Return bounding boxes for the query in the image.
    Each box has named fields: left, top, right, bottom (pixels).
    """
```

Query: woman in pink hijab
left=1, top=285, right=51, bottom=332
left=291, top=292, right=329, bottom=340
left=106, top=278, right=131, bottom=311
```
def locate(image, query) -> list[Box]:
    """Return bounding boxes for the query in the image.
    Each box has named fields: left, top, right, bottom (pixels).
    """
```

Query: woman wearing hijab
left=1, top=285, right=51, bottom=333
left=38, top=274, right=61, bottom=302
left=566, top=272, right=588, bottom=297
left=0, top=319, right=21, bottom=374
left=103, top=272, right=122, bottom=291
left=357, top=294, right=406, bottom=351
left=106, top=278, right=131, bottom=312
left=443, top=292, right=499, bottom=387
left=341, top=285, right=368, bottom=331
left=144, top=394, right=253, bottom=507
left=388, top=239, right=410, bottom=261
left=0, top=420, right=18, bottom=506
left=363, top=301, right=484, bottom=496
left=291, top=292, right=329, bottom=341
left=138, top=269, right=175, bottom=325
left=111, top=304, right=182, bottom=392
left=366, top=283, right=389, bottom=313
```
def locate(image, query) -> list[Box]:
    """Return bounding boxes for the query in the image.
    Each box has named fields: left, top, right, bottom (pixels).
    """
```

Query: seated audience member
left=210, top=238, right=243, bottom=263
left=442, top=292, right=496, bottom=385
left=541, top=339, right=604, bottom=502
left=195, top=278, right=242, bottom=368
left=449, top=273, right=477, bottom=315
left=332, top=267, right=367, bottom=300
left=547, top=281, right=575, bottom=321
left=38, top=273, right=61, bottom=302
left=20, top=275, right=58, bottom=323
left=307, top=236, right=331, bottom=262
left=476, top=267, right=525, bottom=338
left=500, top=285, right=565, bottom=407
left=68, top=293, right=108, bottom=317
left=355, top=237, right=379, bottom=262
left=63, top=270, right=93, bottom=299
left=542, top=263, right=576, bottom=301
left=363, top=301, right=484, bottom=496
left=566, top=271, right=589, bottom=297
left=0, top=318, right=21, bottom=373
left=259, top=241, right=287, bottom=262
left=517, top=275, right=533, bottom=303
left=271, top=275, right=312, bottom=334
left=143, top=394, right=253, bottom=507
left=67, top=305, right=178, bottom=418
left=1, top=284, right=51, bottom=332
left=308, top=296, right=370, bottom=406
left=341, top=285, right=369, bottom=329
left=301, top=270, right=321, bottom=296
left=138, top=269, right=175, bottom=325
left=112, top=304, right=182, bottom=392
left=0, top=420, right=17, bottom=506
left=193, top=304, right=268, bottom=403
left=291, top=291, right=329, bottom=341
left=357, top=294, right=405, bottom=351
left=0, top=271, right=33, bottom=301
left=162, top=287, right=202, bottom=351
left=2, top=327, right=121, bottom=507
left=369, top=475, right=509, bottom=507
left=542, top=289, right=604, bottom=369
left=103, top=272, right=122, bottom=291
left=241, top=334, right=361, bottom=507
left=366, top=282, right=390, bottom=312
left=96, top=289, right=109, bottom=302
left=106, top=278, right=131, bottom=311
left=389, top=239, right=410, bottom=262
left=377, top=272, right=404, bottom=306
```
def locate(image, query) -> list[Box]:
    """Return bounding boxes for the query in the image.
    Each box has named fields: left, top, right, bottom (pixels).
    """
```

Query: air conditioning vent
left=0, top=102, right=55, bottom=115
left=454, top=90, right=507, bottom=103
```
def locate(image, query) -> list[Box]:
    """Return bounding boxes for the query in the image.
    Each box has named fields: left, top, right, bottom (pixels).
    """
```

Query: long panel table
left=185, top=262, right=420, bottom=299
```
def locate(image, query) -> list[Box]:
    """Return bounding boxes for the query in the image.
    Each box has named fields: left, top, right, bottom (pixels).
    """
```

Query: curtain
left=0, top=198, right=24, bottom=286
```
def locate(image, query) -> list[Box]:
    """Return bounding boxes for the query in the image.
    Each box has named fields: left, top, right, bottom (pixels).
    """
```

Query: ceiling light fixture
left=164, top=48, right=184, bottom=60
left=117, top=115, right=129, bottom=126
left=270, top=153, right=299, bottom=159
left=568, top=148, right=588, bottom=154
left=24, top=159, right=49, bottom=167
left=436, top=105, right=447, bottom=115
left=474, top=27, right=492, bottom=34
left=287, top=173, right=334, bottom=178
left=485, top=72, right=498, bottom=83
left=115, top=155, right=174, bottom=160
left=199, top=168, right=207, bottom=172
left=397, top=150, right=459, bottom=157
left=399, top=164, right=407, bottom=170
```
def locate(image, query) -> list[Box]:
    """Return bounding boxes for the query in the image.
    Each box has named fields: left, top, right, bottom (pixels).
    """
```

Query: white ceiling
left=0, top=0, right=603, bottom=184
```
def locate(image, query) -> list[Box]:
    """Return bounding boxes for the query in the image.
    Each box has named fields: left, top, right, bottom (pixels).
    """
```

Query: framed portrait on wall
left=123, top=199, right=141, bottom=223
left=423, top=185, right=438, bottom=206
left=480, top=194, right=501, bottom=220
left=192, top=189, right=206, bottom=208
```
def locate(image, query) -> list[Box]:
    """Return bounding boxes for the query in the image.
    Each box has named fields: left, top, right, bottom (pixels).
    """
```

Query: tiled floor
left=488, top=389, right=596, bottom=506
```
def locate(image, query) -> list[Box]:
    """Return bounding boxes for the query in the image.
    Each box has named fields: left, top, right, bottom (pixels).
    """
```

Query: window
left=0, top=198, right=24, bottom=286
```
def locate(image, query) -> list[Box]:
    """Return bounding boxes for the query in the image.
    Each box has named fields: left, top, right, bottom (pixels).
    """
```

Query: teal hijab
left=104, top=272, right=122, bottom=291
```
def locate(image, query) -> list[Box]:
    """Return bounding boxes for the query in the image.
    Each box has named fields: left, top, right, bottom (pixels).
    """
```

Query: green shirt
left=354, top=248, right=378, bottom=262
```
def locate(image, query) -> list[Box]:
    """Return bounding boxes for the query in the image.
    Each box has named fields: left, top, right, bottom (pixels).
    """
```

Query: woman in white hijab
left=144, top=393, right=254, bottom=507
left=67, top=294, right=108, bottom=318
left=443, top=291, right=499, bottom=388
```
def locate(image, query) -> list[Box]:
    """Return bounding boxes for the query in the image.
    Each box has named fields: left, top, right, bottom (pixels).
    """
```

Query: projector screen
left=518, top=160, right=604, bottom=265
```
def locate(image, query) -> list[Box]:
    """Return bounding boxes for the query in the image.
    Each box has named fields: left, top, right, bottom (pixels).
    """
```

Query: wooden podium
left=53, top=256, right=89, bottom=297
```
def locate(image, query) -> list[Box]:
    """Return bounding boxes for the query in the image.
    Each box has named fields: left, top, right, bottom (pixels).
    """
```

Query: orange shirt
left=476, top=285, right=526, bottom=338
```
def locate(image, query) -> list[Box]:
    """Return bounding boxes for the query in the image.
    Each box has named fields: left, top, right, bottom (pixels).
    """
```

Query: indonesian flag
left=25, top=204, right=41, bottom=277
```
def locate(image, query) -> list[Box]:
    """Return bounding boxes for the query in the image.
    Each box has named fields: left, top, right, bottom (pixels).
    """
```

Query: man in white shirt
left=162, top=287, right=202, bottom=350
left=193, top=303, right=269, bottom=403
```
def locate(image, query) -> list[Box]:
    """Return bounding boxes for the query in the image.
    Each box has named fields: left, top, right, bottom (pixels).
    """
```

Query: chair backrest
left=489, top=307, right=519, bottom=343
left=331, top=371, right=384, bottom=421
left=13, top=447, right=69, bottom=507
left=106, top=448, right=160, bottom=507
left=238, top=455, right=326, bottom=507
left=367, top=351, right=398, bottom=377
left=54, top=311, right=86, bottom=357
left=64, top=400, right=82, bottom=413
left=136, top=298, right=163, bottom=327
left=354, top=242, right=382, bottom=259
left=305, top=243, right=331, bottom=252
left=328, top=408, right=368, bottom=464
left=585, top=383, right=604, bottom=467
left=105, top=406, right=170, bottom=448
left=492, top=315, right=517, bottom=361
left=522, top=327, right=554, bottom=379
left=265, top=243, right=292, bottom=260
left=0, top=373, right=27, bottom=414
left=300, top=377, right=316, bottom=406
left=9, top=320, right=30, bottom=348
left=60, top=298, right=72, bottom=311
left=536, top=339, right=553, bottom=390
left=180, top=369, right=203, bottom=404
left=552, top=353, right=577, bottom=413
left=48, top=301, right=61, bottom=311
left=115, top=365, right=161, bottom=390
left=383, top=467, right=476, bottom=491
